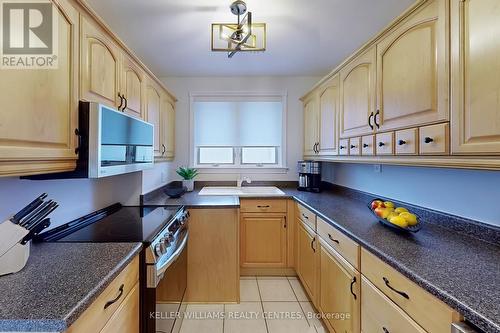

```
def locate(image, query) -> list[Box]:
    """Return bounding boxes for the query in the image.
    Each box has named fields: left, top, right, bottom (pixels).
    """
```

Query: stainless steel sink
left=198, top=186, right=285, bottom=197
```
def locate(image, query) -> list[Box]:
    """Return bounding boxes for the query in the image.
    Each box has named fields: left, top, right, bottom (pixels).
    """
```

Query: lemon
left=387, top=212, right=399, bottom=220
left=395, top=207, right=408, bottom=214
left=384, top=201, right=395, bottom=209
left=389, top=216, right=408, bottom=228
left=400, top=212, right=418, bottom=226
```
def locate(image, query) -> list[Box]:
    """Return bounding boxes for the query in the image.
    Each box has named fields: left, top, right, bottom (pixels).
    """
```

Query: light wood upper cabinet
left=80, top=17, right=121, bottom=108
left=319, top=241, right=360, bottom=333
left=376, top=0, right=448, bottom=132
left=340, top=47, right=377, bottom=138
left=161, top=96, right=176, bottom=159
left=451, top=0, right=500, bottom=155
left=145, top=80, right=162, bottom=158
left=296, top=221, right=319, bottom=305
left=303, top=96, right=319, bottom=155
left=120, top=55, right=144, bottom=118
left=240, top=213, right=287, bottom=268
left=0, top=0, right=79, bottom=177
left=318, top=75, right=340, bottom=156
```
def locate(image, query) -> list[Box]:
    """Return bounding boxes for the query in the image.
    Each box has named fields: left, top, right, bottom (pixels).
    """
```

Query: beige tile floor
left=179, top=276, right=326, bottom=333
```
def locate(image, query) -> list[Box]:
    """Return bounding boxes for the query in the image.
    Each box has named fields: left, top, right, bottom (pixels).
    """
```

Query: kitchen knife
left=10, top=193, right=48, bottom=224
left=25, top=202, right=58, bottom=230
left=21, top=219, right=51, bottom=244
left=19, top=200, right=52, bottom=228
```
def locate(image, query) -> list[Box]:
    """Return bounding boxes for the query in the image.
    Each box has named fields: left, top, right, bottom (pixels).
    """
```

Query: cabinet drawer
left=419, top=123, right=449, bottom=155
left=361, top=135, right=375, bottom=156
left=349, top=137, right=361, bottom=156
left=67, top=256, right=140, bottom=333
left=395, top=128, right=418, bottom=155
left=375, top=132, right=394, bottom=155
left=317, top=217, right=359, bottom=270
left=361, top=249, right=461, bottom=333
left=339, top=139, right=349, bottom=155
left=240, top=199, right=287, bottom=213
left=296, top=203, right=316, bottom=231
left=100, top=282, right=139, bottom=333
left=361, top=277, right=426, bottom=333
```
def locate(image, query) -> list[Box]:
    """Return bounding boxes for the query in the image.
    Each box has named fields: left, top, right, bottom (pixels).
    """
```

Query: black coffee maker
left=297, top=161, right=321, bottom=192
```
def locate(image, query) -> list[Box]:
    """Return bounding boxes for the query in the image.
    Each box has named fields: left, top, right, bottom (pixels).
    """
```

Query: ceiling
left=86, top=0, right=415, bottom=77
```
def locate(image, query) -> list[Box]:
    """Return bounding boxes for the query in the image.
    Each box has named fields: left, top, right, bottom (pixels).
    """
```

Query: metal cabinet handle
left=257, top=205, right=270, bottom=208
left=383, top=327, right=389, bottom=333
left=310, top=237, right=316, bottom=252
left=374, top=110, right=380, bottom=129
left=383, top=277, right=409, bottom=299
left=378, top=142, right=385, bottom=147
left=350, top=276, right=357, bottom=300
left=316, top=142, right=320, bottom=153
left=340, top=145, right=346, bottom=150
left=350, top=145, right=356, bottom=149
left=104, top=284, right=124, bottom=309
left=162, top=144, right=166, bottom=155
left=363, top=143, right=369, bottom=148
left=117, top=93, right=124, bottom=110
left=302, top=213, right=309, bottom=220
left=424, top=137, right=434, bottom=144
left=368, top=112, right=374, bottom=130
left=122, top=96, right=128, bottom=111
left=328, top=233, right=339, bottom=244
left=398, top=140, right=406, bottom=146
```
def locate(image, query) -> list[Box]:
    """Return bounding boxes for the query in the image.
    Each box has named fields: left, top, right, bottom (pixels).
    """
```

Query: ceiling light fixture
left=211, top=0, right=266, bottom=58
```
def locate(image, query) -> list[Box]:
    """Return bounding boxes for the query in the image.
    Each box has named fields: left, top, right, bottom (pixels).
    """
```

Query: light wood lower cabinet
left=296, top=221, right=319, bottom=306
left=66, top=256, right=139, bottom=333
left=240, top=213, right=287, bottom=268
left=100, top=283, right=139, bottom=333
left=319, top=240, right=360, bottom=333
left=361, top=277, right=426, bottom=333
left=185, top=208, right=239, bottom=303
left=0, top=0, right=79, bottom=177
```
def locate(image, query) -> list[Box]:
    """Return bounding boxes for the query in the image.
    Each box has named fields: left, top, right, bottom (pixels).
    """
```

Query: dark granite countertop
left=0, top=242, right=142, bottom=332
left=142, top=188, right=240, bottom=208
left=149, top=184, right=500, bottom=332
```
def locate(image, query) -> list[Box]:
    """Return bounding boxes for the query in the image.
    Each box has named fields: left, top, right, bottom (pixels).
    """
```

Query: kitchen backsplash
left=322, top=162, right=500, bottom=227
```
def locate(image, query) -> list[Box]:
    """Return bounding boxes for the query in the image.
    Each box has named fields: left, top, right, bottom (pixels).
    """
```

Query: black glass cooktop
left=38, top=204, right=183, bottom=244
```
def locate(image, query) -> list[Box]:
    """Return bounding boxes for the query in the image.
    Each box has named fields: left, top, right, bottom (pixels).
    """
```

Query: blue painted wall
left=322, top=163, right=500, bottom=227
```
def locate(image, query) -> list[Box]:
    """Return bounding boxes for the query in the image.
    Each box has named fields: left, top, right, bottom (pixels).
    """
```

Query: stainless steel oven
left=144, top=211, right=189, bottom=333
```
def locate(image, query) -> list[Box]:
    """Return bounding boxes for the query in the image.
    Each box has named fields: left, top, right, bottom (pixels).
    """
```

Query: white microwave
left=82, top=102, right=154, bottom=178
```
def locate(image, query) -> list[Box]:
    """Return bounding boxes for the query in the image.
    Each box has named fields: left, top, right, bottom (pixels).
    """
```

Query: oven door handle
left=156, top=231, right=189, bottom=277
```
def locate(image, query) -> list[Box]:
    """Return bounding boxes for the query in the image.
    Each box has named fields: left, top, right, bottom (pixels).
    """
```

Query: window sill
left=194, top=167, right=289, bottom=174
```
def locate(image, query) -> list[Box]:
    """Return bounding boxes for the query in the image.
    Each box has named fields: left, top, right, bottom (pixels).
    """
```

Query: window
left=190, top=93, right=286, bottom=170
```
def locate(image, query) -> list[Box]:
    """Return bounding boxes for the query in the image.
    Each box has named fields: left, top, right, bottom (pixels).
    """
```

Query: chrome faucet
left=237, top=176, right=252, bottom=188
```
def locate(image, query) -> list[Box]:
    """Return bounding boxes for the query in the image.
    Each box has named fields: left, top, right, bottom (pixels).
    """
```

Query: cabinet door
left=303, top=97, right=319, bottom=155
left=320, top=243, right=360, bottom=333
left=161, top=97, right=175, bottom=159
left=0, top=0, right=79, bottom=176
left=240, top=214, right=287, bottom=268
left=451, top=0, right=500, bottom=155
left=376, top=0, right=448, bottom=132
left=318, top=76, right=340, bottom=156
left=145, top=81, right=162, bottom=158
left=297, top=221, right=318, bottom=303
left=100, top=283, right=139, bottom=333
left=340, top=47, right=377, bottom=138
left=121, top=55, right=144, bottom=118
left=80, top=17, right=120, bottom=108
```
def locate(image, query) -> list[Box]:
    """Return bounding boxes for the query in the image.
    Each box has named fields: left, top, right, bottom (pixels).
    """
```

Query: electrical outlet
left=373, top=164, right=382, bottom=173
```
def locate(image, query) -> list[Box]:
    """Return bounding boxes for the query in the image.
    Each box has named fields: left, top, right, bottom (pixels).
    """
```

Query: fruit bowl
left=368, top=199, right=422, bottom=233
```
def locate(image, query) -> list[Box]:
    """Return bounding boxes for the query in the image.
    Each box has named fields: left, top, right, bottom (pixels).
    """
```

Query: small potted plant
left=176, top=166, right=198, bottom=192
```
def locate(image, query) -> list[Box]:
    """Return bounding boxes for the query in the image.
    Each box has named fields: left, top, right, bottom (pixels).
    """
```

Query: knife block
left=0, top=220, right=31, bottom=276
